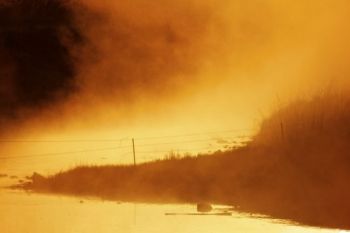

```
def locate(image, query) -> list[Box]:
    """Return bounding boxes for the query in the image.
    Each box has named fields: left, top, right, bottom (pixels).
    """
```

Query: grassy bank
left=21, top=93, right=350, bottom=229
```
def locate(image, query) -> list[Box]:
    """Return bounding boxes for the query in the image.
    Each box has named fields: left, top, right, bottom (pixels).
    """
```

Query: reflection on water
left=0, top=189, right=344, bottom=233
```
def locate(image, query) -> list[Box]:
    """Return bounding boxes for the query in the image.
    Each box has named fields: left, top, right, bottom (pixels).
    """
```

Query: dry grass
left=22, top=92, right=350, bottom=229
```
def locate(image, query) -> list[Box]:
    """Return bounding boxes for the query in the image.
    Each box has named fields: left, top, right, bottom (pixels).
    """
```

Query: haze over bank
left=21, top=92, right=350, bottom=230
left=1, top=0, right=350, bottom=162
left=0, top=0, right=349, bottom=135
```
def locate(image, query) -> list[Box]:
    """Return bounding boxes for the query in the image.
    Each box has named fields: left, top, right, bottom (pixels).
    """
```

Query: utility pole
left=132, top=138, right=136, bottom=166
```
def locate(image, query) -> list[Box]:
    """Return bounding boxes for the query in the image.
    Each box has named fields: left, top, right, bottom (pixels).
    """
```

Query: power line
left=136, top=148, right=213, bottom=154
left=0, top=128, right=253, bottom=161
left=0, top=146, right=129, bottom=160
left=134, top=128, right=254, bottom=141
left=0, top=136, right=248, bottom=144
left=0, top=128, right=253, bottom=143
left=0, top=138, right=130, bottom=143
left=0, top=138, right=251, bottom=160
left=0, top=136, right=248, bottom=150
left=135, top=143, right=246, bottom=154
left=134, top=139, right=226, bottom=148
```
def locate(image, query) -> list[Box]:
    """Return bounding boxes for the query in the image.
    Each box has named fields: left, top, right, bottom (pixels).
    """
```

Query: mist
left=1, top=0, right=350, bottom=140
left=3, top=1, right=350, bottom=231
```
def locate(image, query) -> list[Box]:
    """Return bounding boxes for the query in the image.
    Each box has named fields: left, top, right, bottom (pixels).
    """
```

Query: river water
left=0, top=181, right=346, bottom=233
left=0, top=149, right=348, bottom=233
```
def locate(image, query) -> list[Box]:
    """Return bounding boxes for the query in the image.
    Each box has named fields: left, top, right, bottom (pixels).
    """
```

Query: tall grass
left=254, top=92, right=350, bottom=149
left=21, top=92, right=350, bottom=229
left=245, top=92, right=350, bottom=228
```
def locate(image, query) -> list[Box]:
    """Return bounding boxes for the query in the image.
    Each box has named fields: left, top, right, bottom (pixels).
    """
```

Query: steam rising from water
left=1, top=0, right=350, bottom=137
left=0, top=0, right=82, bottom=125
left=0, top=0, right=232, bottom=132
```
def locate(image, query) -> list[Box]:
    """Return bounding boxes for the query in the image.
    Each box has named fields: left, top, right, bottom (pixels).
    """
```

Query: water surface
left=0, top=187, right=345, bottom=233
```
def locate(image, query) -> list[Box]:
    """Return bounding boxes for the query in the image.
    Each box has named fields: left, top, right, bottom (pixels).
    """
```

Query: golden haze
left=1, top=0, right=350, bottom=169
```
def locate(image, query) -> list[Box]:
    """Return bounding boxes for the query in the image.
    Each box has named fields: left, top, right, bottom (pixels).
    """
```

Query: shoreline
left=17, top=147, right=350, bottom=230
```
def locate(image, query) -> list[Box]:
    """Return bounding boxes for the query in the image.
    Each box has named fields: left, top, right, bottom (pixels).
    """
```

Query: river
left=0, top=180, right=345, bottom=233
left=0, top=147, right=348, bottom=233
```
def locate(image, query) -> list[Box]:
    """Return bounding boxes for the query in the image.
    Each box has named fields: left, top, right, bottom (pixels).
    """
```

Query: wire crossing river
left=0, top=189, right=346, bottom=233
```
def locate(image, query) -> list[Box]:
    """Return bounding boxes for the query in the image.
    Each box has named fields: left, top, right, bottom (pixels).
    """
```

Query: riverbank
left=19, top=93, right=350, bottom=230
left=19, top=144, right=350, bottom=230
left=2, top=188, right=337, bottom=233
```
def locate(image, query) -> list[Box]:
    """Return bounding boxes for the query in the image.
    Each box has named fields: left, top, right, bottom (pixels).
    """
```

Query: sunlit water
left=0, top=181, right=346, bottom=233
left=0, top=142, right=348, bottom=233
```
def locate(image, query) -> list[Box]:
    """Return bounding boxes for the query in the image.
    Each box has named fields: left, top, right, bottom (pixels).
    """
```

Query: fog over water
left=1, top=0, right=350, bottom=136
left=1, top=1, right=350, bottom=232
